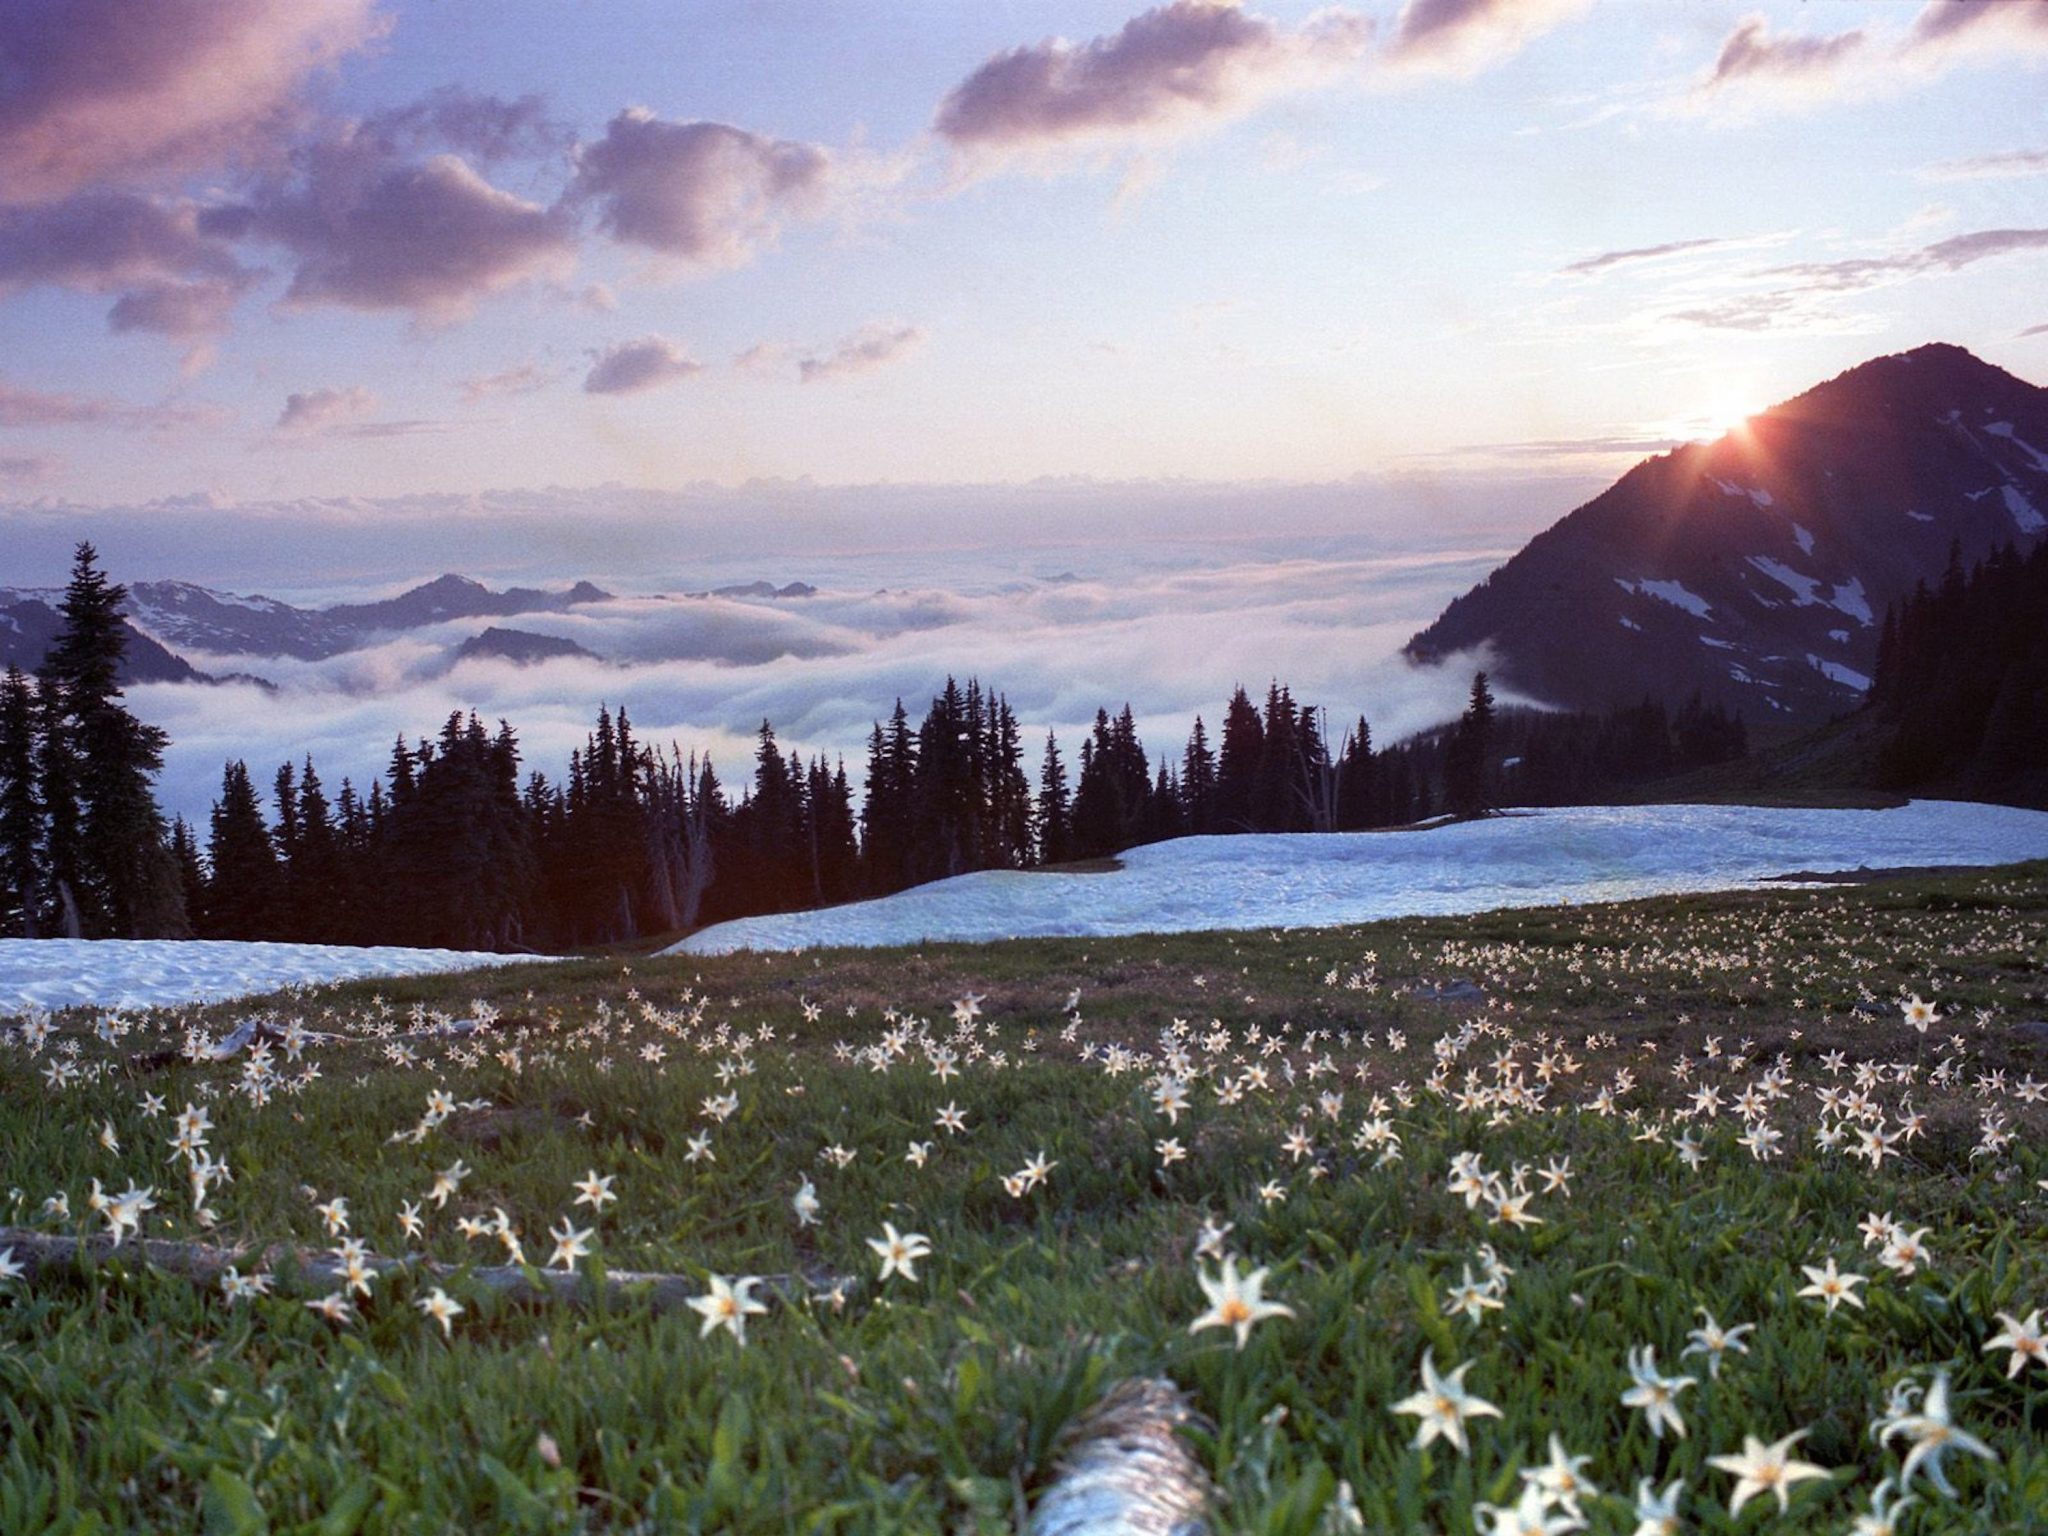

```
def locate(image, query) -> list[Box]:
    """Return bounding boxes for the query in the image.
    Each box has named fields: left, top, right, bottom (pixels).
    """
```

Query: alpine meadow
left=3, top=2, right=2048, bottom=1534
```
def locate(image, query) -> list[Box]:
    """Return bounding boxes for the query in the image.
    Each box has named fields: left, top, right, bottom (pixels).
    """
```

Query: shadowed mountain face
left=0, top=596, right=207, bottom=685
left=1407, top=344, right=2048, bottom=728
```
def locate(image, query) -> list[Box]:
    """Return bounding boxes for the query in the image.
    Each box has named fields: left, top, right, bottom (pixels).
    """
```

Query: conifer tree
left=1036, top=730, right=1072, bottom=866
left=204, top=760, right=281, bottom=940
left=38, top=543, right=184, bottom=936
left=0, top=666, right=40, bottom=935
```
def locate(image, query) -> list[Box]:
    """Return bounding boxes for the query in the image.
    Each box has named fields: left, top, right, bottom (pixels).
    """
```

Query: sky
left=2, top=0, right=2046, bottom=818
left=0, top=0, right=2044, bottom=535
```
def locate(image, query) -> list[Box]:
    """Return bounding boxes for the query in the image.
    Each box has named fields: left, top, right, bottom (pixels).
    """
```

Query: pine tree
left=1036, top=730, right=1072, bottom=866
left=38, top=543, right=185, bottom=936
left=1180, top=714, right=1217, bottom=835
left=0, top=666, right=40, bottom=935
left=204, top=761, right=281, bottom=940
left=1213, top=686, right=1264, bottom=833
left=1445, top=671, right=1496, bottom=819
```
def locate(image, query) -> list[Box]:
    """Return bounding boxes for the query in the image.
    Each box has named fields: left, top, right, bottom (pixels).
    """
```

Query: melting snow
left=1829, top=575, right=1874, bottom=626
left=1616, top=577, right=1713, bottom=619
left=664, top=803, right=2048, bottom=955
left=1711, top=478, right=1775, bottom=509
left=1984, top=421, right=2048, bottom=473
left=0, top=940, right=554, bottom=1014
left=1808, top=655, right=1872, bottom=691
left=1746, top=556, right=1822, bottom=605
left=2002, top=483, right=2045, bottom=534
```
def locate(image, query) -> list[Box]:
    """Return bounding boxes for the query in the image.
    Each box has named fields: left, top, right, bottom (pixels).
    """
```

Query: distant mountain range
left=0, top=570, right=821, bottom=684
left=1408, top=344, right=2048, bottom=728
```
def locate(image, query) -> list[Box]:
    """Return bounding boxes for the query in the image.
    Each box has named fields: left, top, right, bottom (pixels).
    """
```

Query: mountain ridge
left=1406, top=344, right=2048, bottom=727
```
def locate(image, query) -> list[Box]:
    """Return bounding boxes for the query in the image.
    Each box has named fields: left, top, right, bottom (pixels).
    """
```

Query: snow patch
left=1808, top=655, right=1871, bottom=691
left=664, top=803, right=2048, bottom=954
left=1828, top=629, right=1850, bottom=644
left=0, top=940, right=555, bottom=1013
left=2001, top=483, right=2045, bottom=534
left=1746, top=556, right=1822, bottom=605
left=1711, top=477, right=1775, bottom=509
left=1699, top=635, right=1734, bottom=650
left=1984, top=420, right=2048, bottom=473
left=1829, top=575, right=1874, bottom=627
left=1907, top=510, right=1935, bottom=523
left=1791, top=523, right=1814, bottom=556
left=1615, top=577, right=1713, bottom=619
left=1619, top=616, right=1641, bottom=632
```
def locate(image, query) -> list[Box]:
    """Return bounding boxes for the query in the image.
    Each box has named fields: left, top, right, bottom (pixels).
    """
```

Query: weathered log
left=1028, top=1377, right=1212, bottom=1536
left=0, top=1226, right=851, bottom=1314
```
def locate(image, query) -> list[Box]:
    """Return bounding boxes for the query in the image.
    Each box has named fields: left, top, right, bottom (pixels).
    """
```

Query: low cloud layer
left=933, top=1, right=1373, bottom=159
left=127, top=540, right=1514, bottom=832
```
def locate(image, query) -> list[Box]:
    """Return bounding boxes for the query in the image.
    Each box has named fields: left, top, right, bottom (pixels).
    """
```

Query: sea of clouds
left=132, top=533, right=1520, bottom=829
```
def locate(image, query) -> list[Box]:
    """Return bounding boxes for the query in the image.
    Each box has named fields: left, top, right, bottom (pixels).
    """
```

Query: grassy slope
left=2, top=865, right=2046, bottom=1534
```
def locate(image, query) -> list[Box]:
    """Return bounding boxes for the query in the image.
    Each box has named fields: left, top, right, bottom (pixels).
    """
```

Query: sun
left=1698, top=385, right=1764, bottom=441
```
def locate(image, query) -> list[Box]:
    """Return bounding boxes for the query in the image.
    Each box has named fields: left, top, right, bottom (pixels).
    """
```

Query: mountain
left=453, top=627, right=601, bottom=666
left=121, top=573, right=613, bottom=660
left=1407, top=344, right=2048, bottom=728
left=2, top=593, right=212, bottom=685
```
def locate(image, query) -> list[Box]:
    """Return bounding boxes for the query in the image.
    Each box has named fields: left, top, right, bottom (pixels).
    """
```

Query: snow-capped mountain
left=121, top=573, right=613, bottom=660
left=1406, top=344, right=2048, bottom=727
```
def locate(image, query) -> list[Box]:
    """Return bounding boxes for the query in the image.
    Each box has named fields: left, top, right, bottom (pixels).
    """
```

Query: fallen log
left=0, top=1226, right=853, bottom=1314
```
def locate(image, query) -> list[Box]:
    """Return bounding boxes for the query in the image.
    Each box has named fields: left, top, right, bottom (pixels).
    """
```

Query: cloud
left=130, top=544, right=1511, bottom=833
left=569, top=109, right=833, bottom=272
left=459, top=363, right=552, bottom=405
left=1901, top=0, right=2048, bottom=63
left=1761, top=227, right=2048, bottom=294
left=1919, top=146, right=2048, bottom=182
left=1694, top=13, right=1868, bottom=104
left=0, top=192, right=256, bottom=338
left=798, top=323, right=925, bottom=383
left=584, top=336, right=703, bottom=395
left=1687, top=2, right=2048, bottom=116
left=201, top=135, right=578, bottom=323
left=0, top=0, right=385, bottom=205
left=2021, top=321, right=2048, bottom=339
left=0, top=453, right=58, bottom=484
left=361, top=87, right=573, bottom=165
left=932, top=1, right=1373, bottom=160
left=1383, top=0, right=1592, bottom=77
left=275, top=385, right=375, bottom=435
left=1559, top=236, right=1743, bottom=277
left=0, top=379, right=213, bottom=432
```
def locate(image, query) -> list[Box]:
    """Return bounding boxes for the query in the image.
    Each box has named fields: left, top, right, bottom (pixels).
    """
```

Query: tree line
left=1871, top=538, right=2048, bottom=806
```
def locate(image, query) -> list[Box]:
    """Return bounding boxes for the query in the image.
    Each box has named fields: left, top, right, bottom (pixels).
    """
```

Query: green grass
left=3, top=864, right=2046, bottom=1533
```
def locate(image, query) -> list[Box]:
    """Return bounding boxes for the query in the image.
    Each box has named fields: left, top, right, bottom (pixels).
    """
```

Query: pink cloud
left=584, top=336, right=703, bottom=395
left=204, top=139, right=578, bottom=322
left=798, top=323, right=926, bottom=383
left=0, top=0, right=385, bottom=204
left=933, top=1, right=1373, bottom=158
left=570, top=109, right=832, bottom=271
left=1383, top=0, right=1593, bottom=76
left=0, top=379, right=214, bottom=432
left=0, top=191, right=256, bottom=338
left=276, top=385, right=376, bottom=435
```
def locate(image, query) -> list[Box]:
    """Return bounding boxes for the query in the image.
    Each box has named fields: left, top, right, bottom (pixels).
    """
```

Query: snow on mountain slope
left=666, top=801, right=2048, bottom=955
left=0, top=940, right=555, bottom=1014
